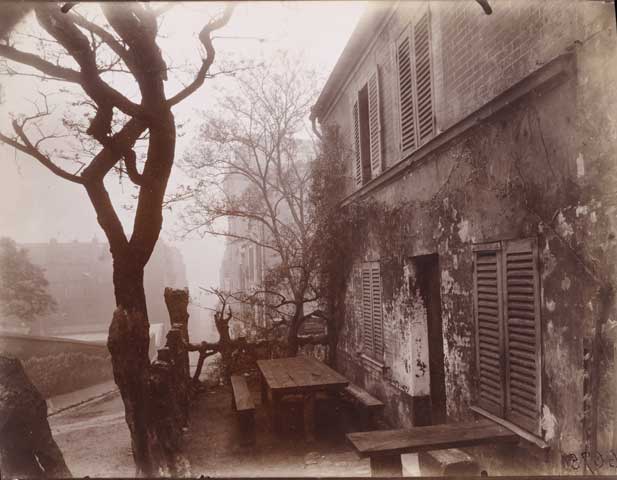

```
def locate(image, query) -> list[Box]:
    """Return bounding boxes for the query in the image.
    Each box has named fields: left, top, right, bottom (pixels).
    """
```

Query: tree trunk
left=107, top=259, right=166, bottom=477
left=0, top=357, right=72, bottom=478
left=286, top=302, right=303, bottom=356
left=215, top=311, right=234, bottom=383
left=326, top=298, right=340, bottom=367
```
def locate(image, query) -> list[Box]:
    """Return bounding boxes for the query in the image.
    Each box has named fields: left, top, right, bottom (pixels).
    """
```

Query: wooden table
left=347, top=419, right=519, bottom=476
left=257, top=356, right=348, bottom=441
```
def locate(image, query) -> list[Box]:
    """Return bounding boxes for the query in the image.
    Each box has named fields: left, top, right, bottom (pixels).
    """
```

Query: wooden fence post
left=150, top=349, right=179, bottom=474
left=166, top=327, right=189, bottom=428
left=164, top=288, right=190, bottom=383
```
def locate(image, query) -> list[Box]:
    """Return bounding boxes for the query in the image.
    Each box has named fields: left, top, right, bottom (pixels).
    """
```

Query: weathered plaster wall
left=386, top=259, right=431, bottom=398
left=334, top=52, right=617, bottom=471
left=325, top=0, right=616, bottom=474
left=574, top=4, right=617, bottom=460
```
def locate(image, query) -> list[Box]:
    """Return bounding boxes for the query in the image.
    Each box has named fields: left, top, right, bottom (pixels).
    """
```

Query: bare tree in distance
left=179, top=54, right=329, bottom=356
left=0, top=3, right=234, bottom=475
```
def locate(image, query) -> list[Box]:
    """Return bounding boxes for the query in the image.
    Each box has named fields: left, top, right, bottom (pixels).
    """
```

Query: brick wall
left=324, top=0, right=585, bottom=197
left=435, top=0, right=578, bottom=130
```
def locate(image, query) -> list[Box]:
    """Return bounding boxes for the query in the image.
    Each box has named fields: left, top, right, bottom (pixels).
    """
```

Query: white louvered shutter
left=362, top=264, right=374, bottom=354
left=413, top=11, right=435, bottom=145
left=352, top=99, right=362, bottom=188
left=473, top=244, right=506, bottom=417
left=368, top=68, right=383, bottom=176
left=371, top=263, right=384, bottom=360
left=396, top=27, right=417, bottom=156
left=503, top=238, right=541, bottom=434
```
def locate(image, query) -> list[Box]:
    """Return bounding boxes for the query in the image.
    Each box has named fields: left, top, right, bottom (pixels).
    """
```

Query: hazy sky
left=0, top=1, right=366, bottom=301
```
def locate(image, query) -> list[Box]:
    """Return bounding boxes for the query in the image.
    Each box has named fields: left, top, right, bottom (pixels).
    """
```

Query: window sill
left=470, top=405, right=550, bottom=450
left=360, top=353, right=385, bottom=372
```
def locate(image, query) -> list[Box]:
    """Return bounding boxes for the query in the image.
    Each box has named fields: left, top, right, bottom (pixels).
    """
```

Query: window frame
left=394, top=8, right=436, bottom=162
left=361, top=261, right=385, bottom=363
left=351, top=67, right=383, bottom=189
left=472, top=237, right=543, bottom=438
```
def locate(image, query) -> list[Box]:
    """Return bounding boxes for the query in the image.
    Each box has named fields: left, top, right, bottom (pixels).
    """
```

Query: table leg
left=303, top=392, right=316, bottom=442
left=270, top=390, right=282, bottom=433
left=260, top=373, right=268, bottom=405
left=369, top=455, right=402, bottom=477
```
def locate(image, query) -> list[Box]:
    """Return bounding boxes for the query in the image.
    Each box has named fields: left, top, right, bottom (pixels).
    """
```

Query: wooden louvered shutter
left=352, top=99, right=362, bottom=187
left=473, top=243, right=505, bottom=417
left=396, top=27, right=417, bottom=157
left=503, top=238, right=541, bottom=434
left=368, top=68, right=383, bottom=176
left=371, top=263, right=384, bottom=360
left=362, top=264, right=374, bottom=354
left=413, top=11, right=435, bottom=145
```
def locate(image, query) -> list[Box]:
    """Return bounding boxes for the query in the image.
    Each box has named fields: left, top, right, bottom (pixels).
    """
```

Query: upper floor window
left=472, top=237, right=542, bottom=436
left=396, top=10, right=435, bottom=159
left=352, top=68, right=383, bottom=188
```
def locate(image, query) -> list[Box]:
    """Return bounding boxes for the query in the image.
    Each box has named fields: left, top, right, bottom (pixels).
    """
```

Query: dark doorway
left=413, top=254, right=447, bottom=424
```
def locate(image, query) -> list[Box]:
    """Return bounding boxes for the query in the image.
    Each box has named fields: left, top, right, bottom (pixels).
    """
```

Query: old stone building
left=218, top=173, right=269, bottom=333
left=312, top=0, right=617, bottom=474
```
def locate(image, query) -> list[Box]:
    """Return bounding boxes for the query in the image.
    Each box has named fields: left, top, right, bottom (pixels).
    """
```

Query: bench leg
left=303, top=392, right=316, bottom=442
left=238, top=411, right=256, bottom=447
left=370, top=455, right=402, bottom=477
left=359, top=407, right=370, bottom=431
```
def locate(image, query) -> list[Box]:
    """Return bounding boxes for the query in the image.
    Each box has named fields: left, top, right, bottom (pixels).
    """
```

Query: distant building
left=218, top=175, right=271, bottom=335
left=218, top=139, right=314, bottom=335
left=6, top=238, right=187, bottom=341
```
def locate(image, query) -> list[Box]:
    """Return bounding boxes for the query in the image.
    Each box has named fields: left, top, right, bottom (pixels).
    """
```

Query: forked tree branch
left=168, top=4, right=236, bottom=106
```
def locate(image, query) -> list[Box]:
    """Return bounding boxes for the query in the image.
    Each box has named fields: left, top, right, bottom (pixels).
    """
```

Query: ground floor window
left=361, top=261, right=384, bottom=362
left=473, top=237, right=542, bottom=435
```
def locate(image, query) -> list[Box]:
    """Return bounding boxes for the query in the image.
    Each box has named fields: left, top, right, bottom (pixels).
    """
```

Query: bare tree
left=180, top=55, right=326, bottom=356
left=0, top=3, right=234, bottom=475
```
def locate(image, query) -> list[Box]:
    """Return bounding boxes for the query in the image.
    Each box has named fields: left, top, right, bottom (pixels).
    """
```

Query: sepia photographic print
left=0, top=0, right=616, bottom=477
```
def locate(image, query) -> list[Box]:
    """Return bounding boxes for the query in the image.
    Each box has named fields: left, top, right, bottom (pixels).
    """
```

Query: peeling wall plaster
left=541, top=405, right=558, bottom=442
left=332, top=19, right=617, bottom=471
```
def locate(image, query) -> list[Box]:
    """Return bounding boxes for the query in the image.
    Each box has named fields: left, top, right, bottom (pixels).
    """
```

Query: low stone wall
left=0, top=333, right=112, bottom=398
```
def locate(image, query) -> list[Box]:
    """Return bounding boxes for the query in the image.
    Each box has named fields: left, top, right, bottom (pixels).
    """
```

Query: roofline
left=311, top=1, right=396, bottom=123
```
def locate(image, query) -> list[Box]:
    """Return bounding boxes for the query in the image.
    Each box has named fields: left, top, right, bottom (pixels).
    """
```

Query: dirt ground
left=184, top=375, right=371, bottom=477
left=49, top=375, right=373, bottom=477
left=49, top=392, right=134, bottom=477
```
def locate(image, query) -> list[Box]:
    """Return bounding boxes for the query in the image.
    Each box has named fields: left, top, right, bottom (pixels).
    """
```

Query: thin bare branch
left=168, top=4, right=235, bottom=106
left=0, top=121, right=85, bottom=184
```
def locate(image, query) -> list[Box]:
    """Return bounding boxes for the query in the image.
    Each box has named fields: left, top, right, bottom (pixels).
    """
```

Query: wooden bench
left=346, top=419, right=518, bottom=477
left=341, top=383, right=385, bottom=431
left=230, top=375, right=255, bottom=446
